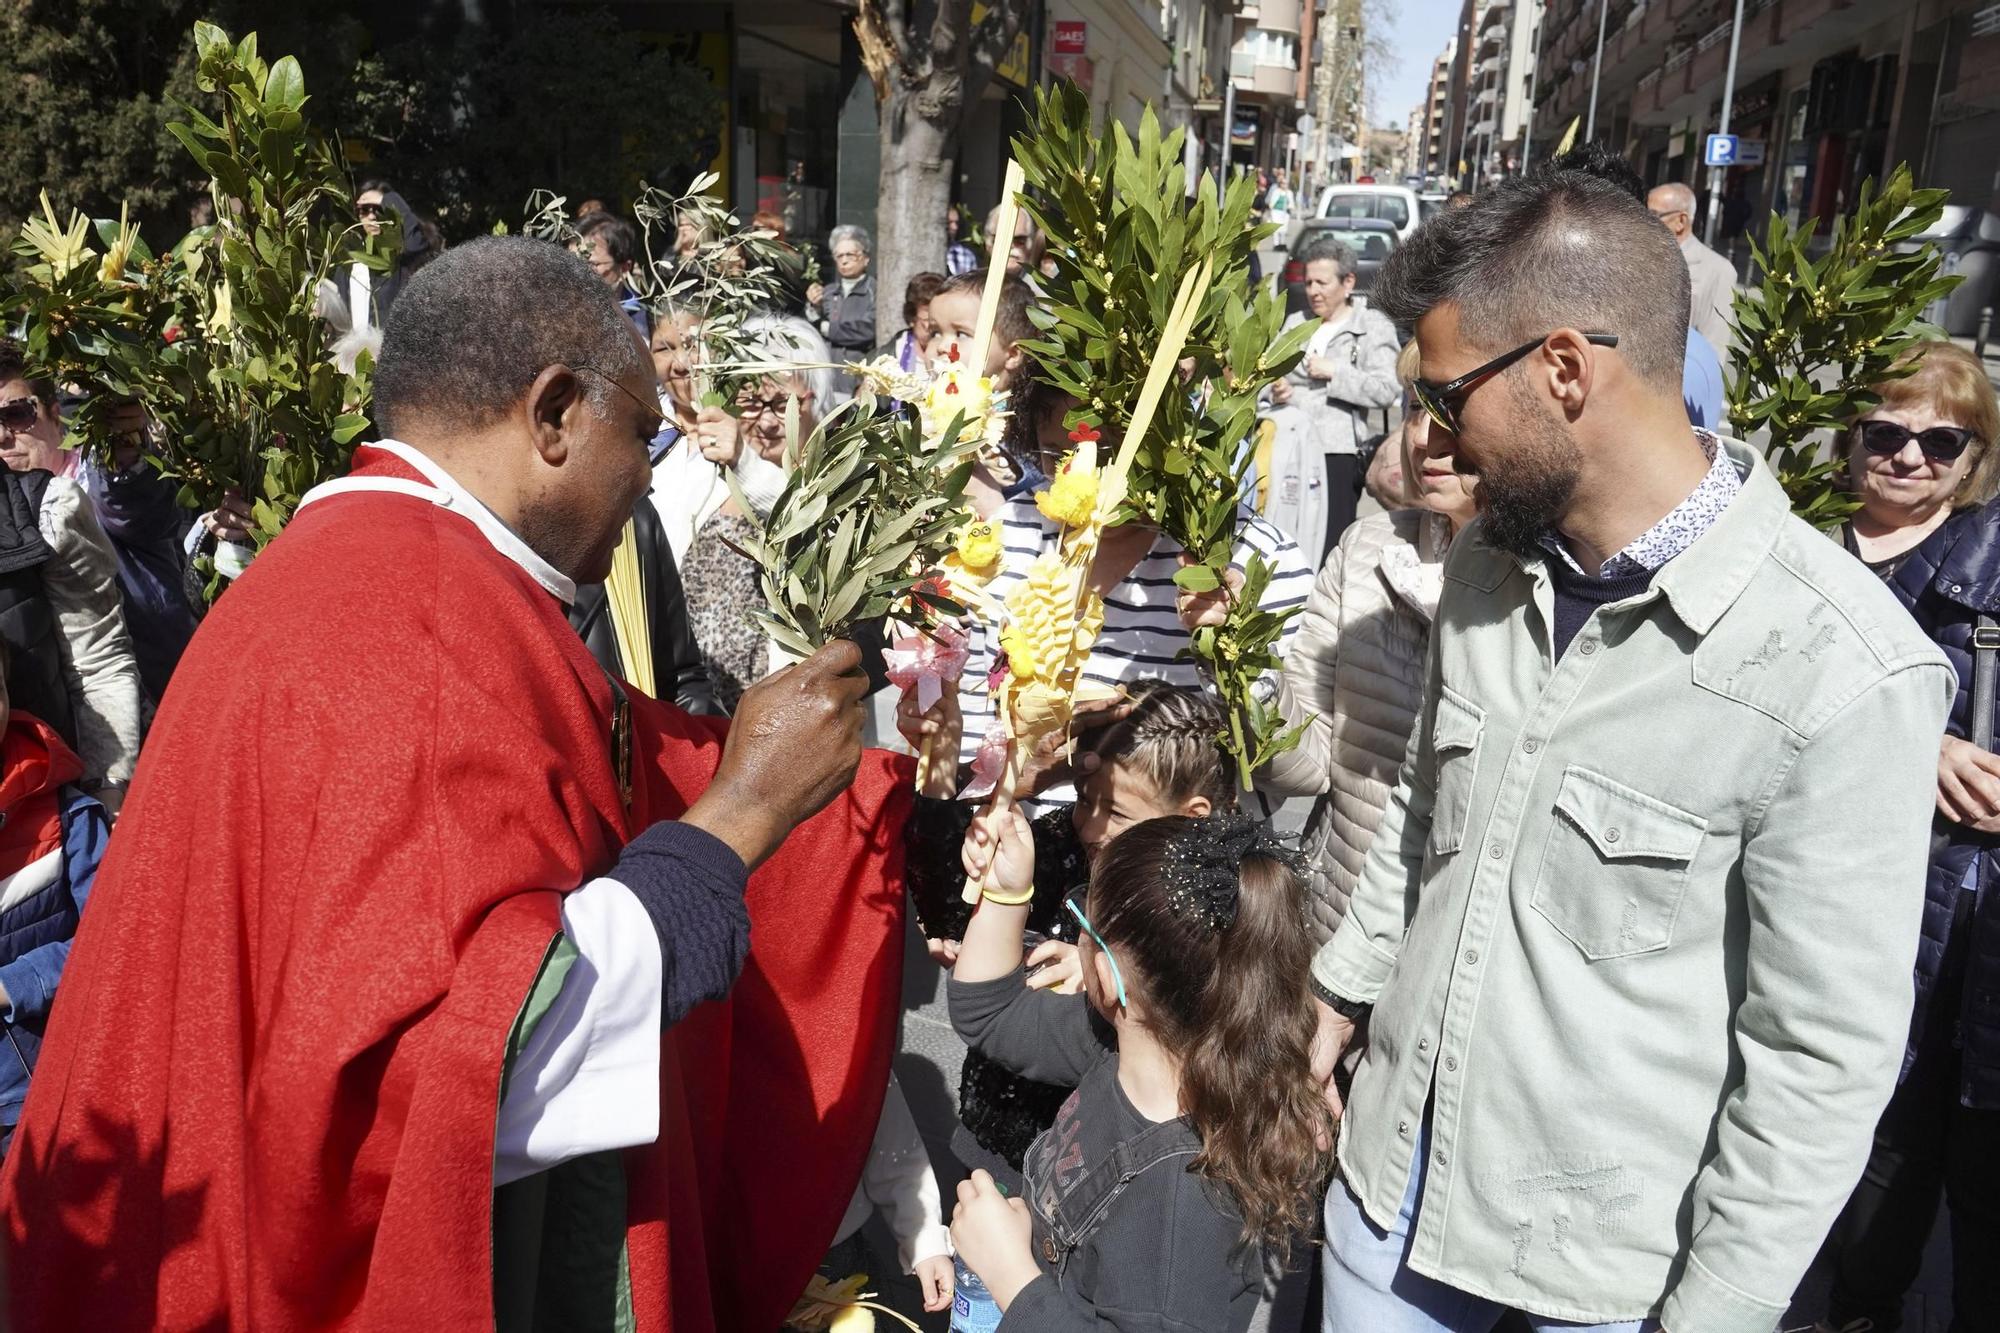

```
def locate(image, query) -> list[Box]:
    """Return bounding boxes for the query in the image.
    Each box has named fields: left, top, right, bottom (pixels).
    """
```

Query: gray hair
left=1650, top=181, right=1697, bottom=216
left=741, top=314, right=835, bottom=419
left=1372, top=172, right=1689, bottom=396
left=375, top=236, right=648, bottom=434
left=828, top=224, right=872, bottom=257
left=1299, top=235, right=1357, bottom=279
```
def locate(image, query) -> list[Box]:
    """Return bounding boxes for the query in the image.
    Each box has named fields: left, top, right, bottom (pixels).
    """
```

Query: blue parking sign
left=1704, top=134, right=1739, bottom=167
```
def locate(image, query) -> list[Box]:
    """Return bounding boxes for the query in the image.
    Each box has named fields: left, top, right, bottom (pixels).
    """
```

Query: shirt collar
left=1541, top=429, right=1741, bottom=579
left=368, top=439, right=577, bottom=605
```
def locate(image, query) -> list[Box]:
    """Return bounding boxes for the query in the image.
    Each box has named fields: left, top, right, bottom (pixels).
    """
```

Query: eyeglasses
left=1064, top=892, right=1127, bottom=1010
left=1857, top=418, right=1979, bottom=463
left=0, top=398, right=41, bottom=433
left=1648, top=208, right=1687, bottom=223
left=737, top=390, right=809, bottom=420
left=356, top=202, right=383, bottom=218
left=1409, top=332, right=1621, bottom=437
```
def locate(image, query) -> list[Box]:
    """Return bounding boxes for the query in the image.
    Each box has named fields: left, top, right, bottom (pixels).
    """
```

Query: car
left=1289, top=183, right=1424, bottom=249
left=1419, top=192, right=1450, bottom=223
left=1280, top=217, right=1399, bottom=316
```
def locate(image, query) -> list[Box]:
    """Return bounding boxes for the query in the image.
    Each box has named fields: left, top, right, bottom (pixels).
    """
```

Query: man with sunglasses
left=1306, top=170, right=1955, bottom=1333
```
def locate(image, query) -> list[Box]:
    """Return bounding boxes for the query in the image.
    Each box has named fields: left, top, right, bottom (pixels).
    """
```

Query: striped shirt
left=956, top=500, right=1315, bottom=804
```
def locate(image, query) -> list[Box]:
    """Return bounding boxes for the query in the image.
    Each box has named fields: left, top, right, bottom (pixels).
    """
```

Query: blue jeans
left=1321, top=1126, right=1660, bottom=1333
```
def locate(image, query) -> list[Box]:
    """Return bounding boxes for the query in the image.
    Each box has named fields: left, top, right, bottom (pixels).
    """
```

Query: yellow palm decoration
left=605, top=518, right=655, bottom=697
left=19, top=191, right=94, bottom=279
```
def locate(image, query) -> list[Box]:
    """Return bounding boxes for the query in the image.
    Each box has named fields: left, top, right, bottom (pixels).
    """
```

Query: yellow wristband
left=981, top=882, right=1035, bottom=907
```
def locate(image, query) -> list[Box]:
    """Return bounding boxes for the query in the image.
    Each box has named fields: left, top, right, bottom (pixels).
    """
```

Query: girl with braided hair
left=902, top=680, right=1237, bottom=1194
left=946, top=808, right=1335, bottom=1330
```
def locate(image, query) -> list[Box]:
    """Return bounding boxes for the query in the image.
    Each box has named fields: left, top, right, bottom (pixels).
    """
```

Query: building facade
left=1530, top=0, right=2000, bottom=247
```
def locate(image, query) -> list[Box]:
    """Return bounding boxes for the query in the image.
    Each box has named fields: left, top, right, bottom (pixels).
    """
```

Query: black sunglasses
left=356, top=202, right=384, bottom=218
left=1857, top=418, right=1979, bottom=463
left=0, top=398, right=40, bottom=432
left=1410, top=332, right=1621, bottom=436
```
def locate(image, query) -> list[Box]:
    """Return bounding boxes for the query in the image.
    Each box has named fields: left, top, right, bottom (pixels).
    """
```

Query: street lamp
left=1586, top=0, right=1610, bottom=141
left=1703, top=0, right=1747, bottom=247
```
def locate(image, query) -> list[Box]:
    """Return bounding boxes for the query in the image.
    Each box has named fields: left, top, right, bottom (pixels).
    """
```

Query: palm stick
left=967, top=160, right=1026, bottom=376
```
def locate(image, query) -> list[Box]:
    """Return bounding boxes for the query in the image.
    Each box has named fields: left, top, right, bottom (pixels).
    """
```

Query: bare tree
left=853, top=0, right=1031, bottom=334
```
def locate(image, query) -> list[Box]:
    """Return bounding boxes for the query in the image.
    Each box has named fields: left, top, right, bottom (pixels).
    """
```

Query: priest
left=0, top=236, right=914, bottom=1330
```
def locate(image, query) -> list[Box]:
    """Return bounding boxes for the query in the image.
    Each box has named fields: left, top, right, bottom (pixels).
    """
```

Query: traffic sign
left=1704, top=134, right=1739, bottom=167
left=1734, top=139, right=1766, bottom=166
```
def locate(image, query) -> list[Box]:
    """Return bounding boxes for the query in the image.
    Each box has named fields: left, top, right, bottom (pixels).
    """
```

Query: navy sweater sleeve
left=610, top=820, right=750, bottom=1027
left=948, top=967, right=1110, bottom=1086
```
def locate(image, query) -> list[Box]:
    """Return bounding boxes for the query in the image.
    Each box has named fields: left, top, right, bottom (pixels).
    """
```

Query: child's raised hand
left=913, top=1254, right=955, bottom=1313
left=1025, top=939, right=1084, bottom=993
left=950, top=1170, right=1039, bottom=1307
left=962, top=807, right=1034, bottom=900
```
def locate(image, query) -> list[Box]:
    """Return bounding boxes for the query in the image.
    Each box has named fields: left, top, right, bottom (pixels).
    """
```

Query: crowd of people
left=0, top=141, right=1989, bottom=1333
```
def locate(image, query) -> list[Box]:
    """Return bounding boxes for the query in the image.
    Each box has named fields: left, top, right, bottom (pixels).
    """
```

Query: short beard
left=1474, top=379, right=1582, bottom=559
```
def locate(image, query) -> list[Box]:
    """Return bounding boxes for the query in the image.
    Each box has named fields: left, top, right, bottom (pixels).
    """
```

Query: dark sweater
left=1546, top=554, right=1655, bottom=658
left=907, top=796, right=1089, bottom=1187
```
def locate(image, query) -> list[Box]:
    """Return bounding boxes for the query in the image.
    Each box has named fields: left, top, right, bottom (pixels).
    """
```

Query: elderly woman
left=1264, top=338, right=1479, bottom=941
left=677, top=315, right=833, bottom=709
left=1265, top=235, right=1401, bottom=560
left=1820, top=340, right=2000, bottom=1333
left=1838, top=341, right=2000, bottom=581
left=810, top=224, right=876, bottom=399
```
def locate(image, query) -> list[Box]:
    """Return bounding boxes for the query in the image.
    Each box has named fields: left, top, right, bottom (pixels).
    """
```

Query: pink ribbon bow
left=884, top=622, right=969, bottom=716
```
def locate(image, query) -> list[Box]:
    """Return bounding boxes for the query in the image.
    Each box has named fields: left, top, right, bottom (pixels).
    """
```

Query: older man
left=1310, top=173, right=1953, bottom=1333
left=1, top=238, right=915, bottom=1330
left=1647, top=181, right=1737, bottom=362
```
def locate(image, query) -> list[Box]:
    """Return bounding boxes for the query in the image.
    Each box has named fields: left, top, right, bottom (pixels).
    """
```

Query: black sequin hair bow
left=1160, top=812, right=1306, bottom=931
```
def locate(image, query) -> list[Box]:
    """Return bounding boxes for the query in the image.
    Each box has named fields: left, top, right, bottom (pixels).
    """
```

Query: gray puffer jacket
left=1264, top=507, right=1452, bottom=941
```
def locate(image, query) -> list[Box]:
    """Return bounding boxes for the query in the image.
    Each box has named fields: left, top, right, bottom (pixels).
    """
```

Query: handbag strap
left=1972, top=614, right=1997, bottom=753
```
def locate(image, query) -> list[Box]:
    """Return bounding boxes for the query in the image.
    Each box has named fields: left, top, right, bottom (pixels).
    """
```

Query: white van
left=1290, top=184, right=1425, bottom=248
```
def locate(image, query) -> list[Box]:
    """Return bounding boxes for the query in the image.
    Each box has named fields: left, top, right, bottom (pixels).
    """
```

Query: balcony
left=1252, top=0, right=1303, bottom=37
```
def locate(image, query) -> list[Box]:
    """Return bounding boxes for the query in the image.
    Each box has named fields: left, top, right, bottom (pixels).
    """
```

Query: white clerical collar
left=365, top=439, right=576, bottom=604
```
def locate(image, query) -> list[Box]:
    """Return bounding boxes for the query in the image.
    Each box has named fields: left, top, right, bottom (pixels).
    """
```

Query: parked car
left=1289, top=183, right=1424, bottom=248
left=1280, top=217, right=1399, bottom=316
left=1419, top=192, right=1450, bottom=223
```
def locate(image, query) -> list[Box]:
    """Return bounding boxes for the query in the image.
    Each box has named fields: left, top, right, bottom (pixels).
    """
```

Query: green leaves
left=1726, top=163, right=1962, bottom=531
left=4, top=22, right=372, bottom=598
left=733, top=395, right=986, bottom=654
left=1013, top=82, right=1310, bottom=786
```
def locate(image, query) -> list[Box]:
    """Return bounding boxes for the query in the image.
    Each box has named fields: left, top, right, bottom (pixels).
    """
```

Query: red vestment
left=0, top=446, right=911, bottom=1330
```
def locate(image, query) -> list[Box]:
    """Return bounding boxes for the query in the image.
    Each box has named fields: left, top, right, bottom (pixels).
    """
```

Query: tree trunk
left=874, top=100, right=957, bottom=337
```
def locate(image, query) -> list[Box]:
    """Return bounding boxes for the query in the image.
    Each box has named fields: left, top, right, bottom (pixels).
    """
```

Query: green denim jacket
left=1312, top=440, right=1954, bottom=1333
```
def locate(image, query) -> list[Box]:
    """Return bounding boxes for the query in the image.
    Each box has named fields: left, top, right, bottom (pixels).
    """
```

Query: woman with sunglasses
left=1838, top=342, right=2000, bottom=581
left=1819, top=342, right=2000, bottom=1333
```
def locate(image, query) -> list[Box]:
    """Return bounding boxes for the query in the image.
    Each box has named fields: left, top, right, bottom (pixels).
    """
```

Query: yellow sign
left=972, top=2, right=1033, bottom=88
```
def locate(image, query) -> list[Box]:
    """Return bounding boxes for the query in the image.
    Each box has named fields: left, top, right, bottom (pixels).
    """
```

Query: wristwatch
left=1310, top=975, right=1371, bottom=1021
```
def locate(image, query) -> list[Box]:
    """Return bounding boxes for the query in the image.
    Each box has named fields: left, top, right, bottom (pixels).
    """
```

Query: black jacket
left=1891, top=501, right=2000, bottom=1108
left=0, top=470, right=75, bottom=747
left=570, top=495, right=722, bottom=717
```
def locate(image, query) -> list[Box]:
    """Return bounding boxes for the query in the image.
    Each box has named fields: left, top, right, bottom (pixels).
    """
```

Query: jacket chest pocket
left=1531, top=766, right=1707, bottom=960
left=1428, top=686, right=1485, bottom=858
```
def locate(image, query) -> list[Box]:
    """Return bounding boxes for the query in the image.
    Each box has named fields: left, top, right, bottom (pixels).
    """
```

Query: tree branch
left=964, top=0, right=1028, bottom=103
left=854, top=0, right=918, bottom=106
left=926, top=0, right=970, bottom=73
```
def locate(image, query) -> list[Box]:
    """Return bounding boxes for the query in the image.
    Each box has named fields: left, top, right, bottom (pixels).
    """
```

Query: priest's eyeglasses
left=1409, top=332, right=1621, bottom=437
